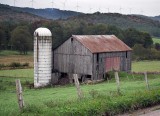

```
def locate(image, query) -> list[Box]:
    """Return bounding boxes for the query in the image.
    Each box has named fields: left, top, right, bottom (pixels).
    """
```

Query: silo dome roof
left=34, top=27, right=52, bottom=37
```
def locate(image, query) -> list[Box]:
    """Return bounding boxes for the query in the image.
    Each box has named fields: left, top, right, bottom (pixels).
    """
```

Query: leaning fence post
left=144, top=72, right=149, bottom=90
left=114, top=71, right=120, bottom=94
left=15, top=79, right=24, bottom=110
left=73, top=74, right=83, bottom=99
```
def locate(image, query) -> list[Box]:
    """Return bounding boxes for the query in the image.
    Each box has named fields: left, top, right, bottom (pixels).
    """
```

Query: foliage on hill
left=1, top=4, right=160, bottom=38
left=0, top=20, right=155, bottom=58
left=62, top=13, right=160, bottom=37
left=151, top=15, right=160, bottom=22
left=14, top=7, right=82, bottom=20
left=0, top=4, right=82, bottom=21
left=0, top=4, right=47, bottom=23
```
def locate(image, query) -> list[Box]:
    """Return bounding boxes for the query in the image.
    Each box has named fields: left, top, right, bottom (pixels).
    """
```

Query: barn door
left=105, top=57, right=120, bottom=72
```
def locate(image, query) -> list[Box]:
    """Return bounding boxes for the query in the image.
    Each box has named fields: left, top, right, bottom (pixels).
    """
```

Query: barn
left=53, top=35, right=132, bottom=81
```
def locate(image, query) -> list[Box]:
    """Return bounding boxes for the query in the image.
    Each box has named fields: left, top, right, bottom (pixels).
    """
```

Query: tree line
left=0, top=20, right=159, bottom=60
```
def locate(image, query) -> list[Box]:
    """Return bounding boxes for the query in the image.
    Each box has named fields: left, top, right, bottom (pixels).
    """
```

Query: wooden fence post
left=114, top=71, right=120, bottom=94
left=73, top=74, right=83, bottom=99
left=15, top=79, right=24, bottom=110
left=144, top=72, right=149, bottom=90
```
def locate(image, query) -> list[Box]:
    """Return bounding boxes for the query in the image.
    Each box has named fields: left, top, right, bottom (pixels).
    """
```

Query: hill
left=0, top=4, right=82, bottom=20
left=151, top=15, right=160, bottom=22
left=14, top=7, right=82, bottom=20
left=1, top=4, right=160, bottom=37
left=61, top=13, right=160, bottom=37
left=0, top=4, right=47, bottom=23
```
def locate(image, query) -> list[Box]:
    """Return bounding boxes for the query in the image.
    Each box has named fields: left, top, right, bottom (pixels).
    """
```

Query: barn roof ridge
left=72, top=35, right=132, bottom=53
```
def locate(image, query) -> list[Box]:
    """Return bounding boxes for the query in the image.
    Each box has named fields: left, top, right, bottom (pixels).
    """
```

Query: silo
left=34, top=27, right=52, bottom=87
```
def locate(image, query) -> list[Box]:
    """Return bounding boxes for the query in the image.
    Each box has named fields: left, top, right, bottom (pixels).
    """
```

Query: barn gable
left=54, top=37, right=92, bottom=75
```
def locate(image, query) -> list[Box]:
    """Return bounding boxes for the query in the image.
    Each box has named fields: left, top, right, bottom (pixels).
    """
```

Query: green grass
left=0, top=50, right=33, bottom=56
left=0, top=50, right=19, bottom=56
left=132, top=60, right=160, bottom=72
left=0, top=69, right=33, bottom=78
left=152, top=37, right=160, bottom=44
left=0, top=70, right=160, bottom=115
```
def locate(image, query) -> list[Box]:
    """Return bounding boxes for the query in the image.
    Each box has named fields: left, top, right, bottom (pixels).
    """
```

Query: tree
left=0, top=29, right=5, bottom=50
left=142, top=32, right=153, bottom=48
left=155, top=43, right=160, bottom=51
left=123, top=28, right=153, bottom=48
left=44, top=21, right=64, bottom=49
left=11, top=26, right=32, bottom=54
left=124, top=28, right=144, bottom=47
left=132, top=44, right=148, bottom=60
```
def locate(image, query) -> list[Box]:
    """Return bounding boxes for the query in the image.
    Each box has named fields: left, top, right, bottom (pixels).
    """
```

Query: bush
left=9, top=62, right=21, bottom=68
left=0, top=64, right=5, bottom=69
left=3, top=62, right=30, bottom=69
left=22, top=63, right=29, bottom=67
left=133, top=44, right=160, bottom=60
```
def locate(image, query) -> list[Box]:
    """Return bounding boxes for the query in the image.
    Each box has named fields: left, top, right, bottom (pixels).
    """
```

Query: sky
left=0, top=0, right=160, bottom=16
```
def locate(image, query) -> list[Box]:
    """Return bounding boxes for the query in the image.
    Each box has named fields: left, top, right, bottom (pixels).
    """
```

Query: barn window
left=126, top=51, right=128, bottom=58
left=97, top=53, right=99, bottom=62
left=71, top=38, right=73, bottom=42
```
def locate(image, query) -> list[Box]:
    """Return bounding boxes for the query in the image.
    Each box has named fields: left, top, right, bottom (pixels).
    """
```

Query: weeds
left=0, top=62, right=30, bottom=69
left=89, top=89, right=99, bottom=98
left=0, top=85, right=6, bottom=91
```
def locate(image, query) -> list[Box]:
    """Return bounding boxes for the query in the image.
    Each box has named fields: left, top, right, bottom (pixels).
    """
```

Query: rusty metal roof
left=72, top=35, right=132, bottom=53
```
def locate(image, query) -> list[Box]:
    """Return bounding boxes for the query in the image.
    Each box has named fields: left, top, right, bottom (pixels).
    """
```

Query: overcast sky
left=0, top=0, right=160, bottom=16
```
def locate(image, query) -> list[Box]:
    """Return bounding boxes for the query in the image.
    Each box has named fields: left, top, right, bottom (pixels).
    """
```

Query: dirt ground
left=118, top=105, right=160, bottom=116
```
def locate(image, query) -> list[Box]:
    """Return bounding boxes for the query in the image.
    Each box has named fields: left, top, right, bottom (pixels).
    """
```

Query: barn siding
left=54, top=38, right=93, bottom=75
left=92, top=51, right=131, bottom=80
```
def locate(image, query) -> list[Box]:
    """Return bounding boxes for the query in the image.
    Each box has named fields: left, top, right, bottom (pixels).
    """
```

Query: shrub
left=7, top=62, right=30, bottom=68
left=0, top=64, right=5, bottom=69
left=9, top=62, right=21, bottom=68
left=22, top=63, right=29, bottom=67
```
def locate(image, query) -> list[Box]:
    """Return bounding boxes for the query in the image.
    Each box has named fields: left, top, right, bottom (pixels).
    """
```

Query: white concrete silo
left=34, top=27, right=52, bottom=87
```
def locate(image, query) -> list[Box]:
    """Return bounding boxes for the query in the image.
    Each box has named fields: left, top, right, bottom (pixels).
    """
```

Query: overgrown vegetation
left=0, top=62, right=29, bottom=69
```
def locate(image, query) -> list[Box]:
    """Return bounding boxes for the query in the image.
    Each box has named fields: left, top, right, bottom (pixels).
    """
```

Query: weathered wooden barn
left=53, top=35, right=132, bottom=81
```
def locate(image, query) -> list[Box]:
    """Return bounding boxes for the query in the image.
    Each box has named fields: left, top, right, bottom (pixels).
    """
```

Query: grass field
left=152, top=37, right=160, bottom=44
left=1, top=51, right=160, bottom=115
left=0, top=71, right=160, bottom=115
left=132, top=60, right=160, bottom=72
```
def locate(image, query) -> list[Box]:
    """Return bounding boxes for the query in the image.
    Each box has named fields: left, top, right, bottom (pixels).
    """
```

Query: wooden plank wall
left=92, top=51, right=132, bottom=80
left=54, top=37, right=93, bottom=75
